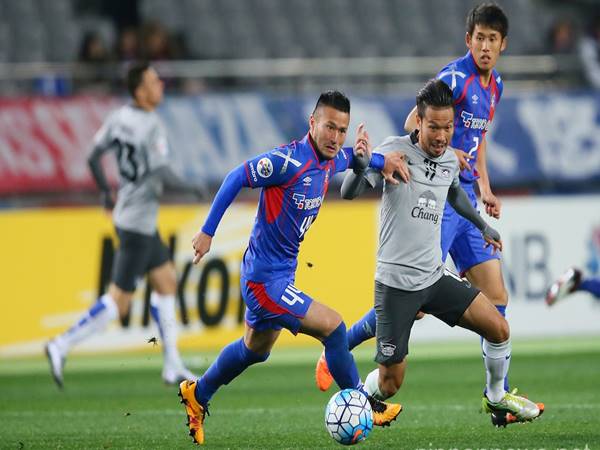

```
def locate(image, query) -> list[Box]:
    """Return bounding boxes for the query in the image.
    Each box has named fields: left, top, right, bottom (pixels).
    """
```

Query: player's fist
left=353, top=123, right=371, bottom=172
left=192, top=231, right=212, bottom=264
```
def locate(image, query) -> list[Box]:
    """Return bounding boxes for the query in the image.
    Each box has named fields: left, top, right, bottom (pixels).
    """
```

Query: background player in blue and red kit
left=177, top=91, right=405, bottom=445
left=315, top=3, right=544, bottom=426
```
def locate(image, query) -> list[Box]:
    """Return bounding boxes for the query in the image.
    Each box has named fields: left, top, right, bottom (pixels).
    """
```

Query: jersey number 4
left=113, top=139, right=138, bottom=182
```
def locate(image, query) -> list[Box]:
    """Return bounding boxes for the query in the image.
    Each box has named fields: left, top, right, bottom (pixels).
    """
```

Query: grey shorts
left=112, top=227, right=171, bottom=292
left=375, top=270, right=479, bottom=366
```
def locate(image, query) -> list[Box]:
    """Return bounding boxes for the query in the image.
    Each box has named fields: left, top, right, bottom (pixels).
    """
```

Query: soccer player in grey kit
left=342, top=79, right=543, bottom=425
left=45, top=62, right=204, bottom=387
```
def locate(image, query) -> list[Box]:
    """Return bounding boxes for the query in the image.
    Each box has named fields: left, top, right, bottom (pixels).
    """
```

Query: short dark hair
left=312, top=90, right=350, bottom=115
left=416, top=79, right=454, bottom=118
left=127, top=61, right=151, bottom=98
left=466, top=3, right=509, bottom=38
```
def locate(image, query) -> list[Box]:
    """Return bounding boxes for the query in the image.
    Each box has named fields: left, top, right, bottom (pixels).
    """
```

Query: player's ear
left=500, top=36, right=507, bottom=52
left=465, top=32, right=472, bottom=49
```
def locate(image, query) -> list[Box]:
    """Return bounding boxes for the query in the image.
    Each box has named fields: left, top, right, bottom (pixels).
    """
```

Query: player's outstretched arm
left=447, top=183, right=502, bottom=253
left=155, top=166, right=208, bottom=199
left=192, top=164, right=247, bottom=264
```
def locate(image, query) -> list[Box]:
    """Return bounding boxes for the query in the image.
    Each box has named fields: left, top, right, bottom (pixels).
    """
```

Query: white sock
left=483, top=339, right=511, bottom=403
left=54, top=294, right=119, bottom=355
left=150, top=292, right=182, bottom=367
left=364, top=368, right=388, bottom=401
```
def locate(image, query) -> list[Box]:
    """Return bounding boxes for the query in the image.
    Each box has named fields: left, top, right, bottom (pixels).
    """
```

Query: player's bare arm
left=192, top=231, right=212, bottom=264
left=404, top=106, right=418, bottom=133
left=475, top=138, right=501, bottom=219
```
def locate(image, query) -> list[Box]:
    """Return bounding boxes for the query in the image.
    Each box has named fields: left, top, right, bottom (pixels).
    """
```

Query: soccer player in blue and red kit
left=177, top=91, right=404, bottom=445
left=314, top=3, right=545, bottom=427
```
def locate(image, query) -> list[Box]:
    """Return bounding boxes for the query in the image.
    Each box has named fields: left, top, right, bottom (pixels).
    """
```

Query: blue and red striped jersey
left=240, top=133, right=355, bottom=282
left=437, top=51, right=503, bottom=184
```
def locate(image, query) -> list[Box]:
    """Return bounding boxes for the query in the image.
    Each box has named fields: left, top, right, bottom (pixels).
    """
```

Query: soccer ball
left=325, top=389, right=373, bottom=445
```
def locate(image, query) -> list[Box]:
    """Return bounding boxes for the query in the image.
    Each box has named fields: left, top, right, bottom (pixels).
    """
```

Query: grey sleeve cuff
left=340, top=171, right=374, bottom=199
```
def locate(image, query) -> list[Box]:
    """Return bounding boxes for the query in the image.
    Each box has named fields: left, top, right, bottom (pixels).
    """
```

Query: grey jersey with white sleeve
left=90, top=104, right=170, bottom=235
left=364, top=135, right=460, bottom=291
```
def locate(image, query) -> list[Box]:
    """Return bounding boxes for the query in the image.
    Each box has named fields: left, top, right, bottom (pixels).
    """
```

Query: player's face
left=416, top=106, right=454, bottom=158
left=309, top=106, right=350, bottom=160
left=138, top=68, right=164, bottom=107
left=466, top=25, right=507, bottom=73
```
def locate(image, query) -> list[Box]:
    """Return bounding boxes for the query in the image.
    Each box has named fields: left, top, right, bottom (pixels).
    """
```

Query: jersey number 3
left=113, top=139, right=138, bottom=182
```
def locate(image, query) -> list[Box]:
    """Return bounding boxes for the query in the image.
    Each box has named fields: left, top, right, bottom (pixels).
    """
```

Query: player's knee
left=322, top=311, right=344, bottom=337
left=487, top=317, right=510, bottom=343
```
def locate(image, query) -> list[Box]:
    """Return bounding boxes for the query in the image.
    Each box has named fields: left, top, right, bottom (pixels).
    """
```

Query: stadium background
left=1, top=0, right=600, bottom=356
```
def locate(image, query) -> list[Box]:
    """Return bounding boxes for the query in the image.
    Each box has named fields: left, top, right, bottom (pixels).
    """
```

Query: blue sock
left=579, top=278, right=600, bottom=298
left=347, top=309, right=376, bottom=351
left=195, top=338, right=269, bottom=406
left=323, top=322, right=361, bottom=390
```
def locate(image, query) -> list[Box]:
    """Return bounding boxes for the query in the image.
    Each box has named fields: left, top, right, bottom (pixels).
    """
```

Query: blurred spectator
left=579, top=16, right=600, bottom=89
left=78, top=32, right=111, bottom=63
left=140, top=21, right=178, bottom=61
left=547, top=19, right=576, bottom=54
left=116, top=27, right=139, bottom=62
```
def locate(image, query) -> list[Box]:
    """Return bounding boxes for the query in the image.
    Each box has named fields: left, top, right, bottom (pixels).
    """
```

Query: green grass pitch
left=1, top=337, right=599, bottom=449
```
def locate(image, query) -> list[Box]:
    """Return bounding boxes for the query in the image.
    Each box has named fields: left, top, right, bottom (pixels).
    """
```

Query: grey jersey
left=364, top=135, right=460, bottom=291
left=92, top=104, right=169, bottom=235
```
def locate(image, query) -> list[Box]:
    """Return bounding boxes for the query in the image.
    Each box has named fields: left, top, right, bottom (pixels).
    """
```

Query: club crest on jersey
left=411, top=190, right=439, bottom=224
left=257, top=157, right=273, bottom=178
left=441, top=168, right=450, bottom=178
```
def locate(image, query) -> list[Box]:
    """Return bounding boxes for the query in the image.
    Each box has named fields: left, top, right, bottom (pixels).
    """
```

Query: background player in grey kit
left=342, top=79, right=544, bottom=426
left=45, top=62, right=205, bottom=387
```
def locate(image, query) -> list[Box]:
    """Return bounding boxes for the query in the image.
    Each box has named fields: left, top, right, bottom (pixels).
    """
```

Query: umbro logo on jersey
left=302, top=176, right=312, bottom=186
left=471, top=94, right=479, bottom=104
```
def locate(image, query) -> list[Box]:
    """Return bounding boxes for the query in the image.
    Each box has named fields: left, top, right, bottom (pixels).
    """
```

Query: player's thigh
left=242, top=277, right=312, bottom=337
left=457, top=292, right=509, bottom=343
left=244, top=323, right=281, bottom=355
left=374, top=281, right=422, bottom=367
left=422, top=269, right=479, bottom=327
left=464, top=259, right=508, bottom=306
left=299, top=301, right=342, bottom=341
left=112, top=228, right=154, bottom=292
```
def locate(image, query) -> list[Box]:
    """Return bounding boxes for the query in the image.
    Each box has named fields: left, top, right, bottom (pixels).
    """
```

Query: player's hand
left=482, top=225, right=503, bottom=254
left=382, top=151, right=409, bottom=184
left=481, top=191, right=501, bottom=219
left=353, top=123, right=371, bottom=172
left=415, top=311, right=426, bottom=320
left=192, top=231, right=212, bottom=264
left=455, top=150, right=473, bottom=171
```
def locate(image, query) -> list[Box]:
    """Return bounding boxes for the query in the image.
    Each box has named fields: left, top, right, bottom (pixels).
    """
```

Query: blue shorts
left=241, top=276, right=313, bottom=335
left=441, top=185, right=500, bottom=275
